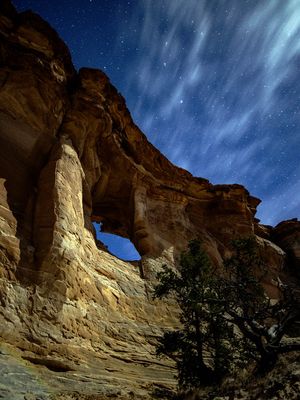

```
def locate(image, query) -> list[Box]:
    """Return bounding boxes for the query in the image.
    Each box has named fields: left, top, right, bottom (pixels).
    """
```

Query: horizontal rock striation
left=0, top=1, right=299, bottom=398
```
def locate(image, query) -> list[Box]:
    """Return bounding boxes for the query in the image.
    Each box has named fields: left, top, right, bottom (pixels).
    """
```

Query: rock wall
left=272, top=219, right=300, bottom=282
left=0, top=1, right=299, bottom=398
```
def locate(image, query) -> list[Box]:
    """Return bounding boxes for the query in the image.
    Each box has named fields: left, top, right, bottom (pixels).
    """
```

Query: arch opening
left=93, top=222, right=141, bottom=261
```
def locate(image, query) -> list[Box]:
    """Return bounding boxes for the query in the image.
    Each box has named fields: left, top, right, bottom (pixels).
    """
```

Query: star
left=12, top=0, right=300, bottom=258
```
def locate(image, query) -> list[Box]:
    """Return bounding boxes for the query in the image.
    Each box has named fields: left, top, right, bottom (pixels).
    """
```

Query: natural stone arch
left=93, top=222, right=141, bottom=261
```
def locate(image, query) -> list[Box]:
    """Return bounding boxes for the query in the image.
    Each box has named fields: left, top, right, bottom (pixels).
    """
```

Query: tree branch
left=268, top=342, right=300, bottom=354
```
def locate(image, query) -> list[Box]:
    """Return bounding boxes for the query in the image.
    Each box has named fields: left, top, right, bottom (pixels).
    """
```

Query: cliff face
left=0, top=1, right=299, bottom=398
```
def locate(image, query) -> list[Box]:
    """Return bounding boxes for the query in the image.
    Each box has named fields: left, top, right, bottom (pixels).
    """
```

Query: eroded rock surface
left=272, top=219, right=300, bottom=282
left=0, top=1, right=299, bottom=398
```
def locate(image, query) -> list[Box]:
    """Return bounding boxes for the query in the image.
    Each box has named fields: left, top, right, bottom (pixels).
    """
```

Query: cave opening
left=93, top=222, right=141, bottom=261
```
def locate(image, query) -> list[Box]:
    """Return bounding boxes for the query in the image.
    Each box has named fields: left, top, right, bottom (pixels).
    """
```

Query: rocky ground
left=184, top=353, right=300, bottom=400
left=0, top=342, right=176, bottom=399
left=0, top=1, right=299, bottom=399
left=1, top=341, right=298, bottom=399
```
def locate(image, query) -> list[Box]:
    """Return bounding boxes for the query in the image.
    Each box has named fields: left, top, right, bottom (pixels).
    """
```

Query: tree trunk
left=194, top=313, right=215, bottom=384
left=256, top=351, right=278, bottom=375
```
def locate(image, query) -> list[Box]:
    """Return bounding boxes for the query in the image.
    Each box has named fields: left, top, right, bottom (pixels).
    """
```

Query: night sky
left=14, top=0, right=300, bottom=260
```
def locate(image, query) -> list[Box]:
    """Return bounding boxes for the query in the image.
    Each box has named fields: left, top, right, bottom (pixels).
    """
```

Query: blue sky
left=14, top=0, right=300, bottom=260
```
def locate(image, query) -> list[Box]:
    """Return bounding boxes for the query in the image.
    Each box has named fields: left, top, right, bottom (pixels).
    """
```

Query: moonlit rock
left=0, top=1, right=299, bottom=398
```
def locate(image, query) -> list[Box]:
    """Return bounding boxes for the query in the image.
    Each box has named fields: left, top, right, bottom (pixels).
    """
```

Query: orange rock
left=0, top=1, right=298, bottom=398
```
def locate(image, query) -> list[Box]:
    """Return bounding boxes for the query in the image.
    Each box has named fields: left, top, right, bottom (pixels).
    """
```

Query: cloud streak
left=14, top=0, right=300, bottom=227
left=119, top=0, right=300, bottom=226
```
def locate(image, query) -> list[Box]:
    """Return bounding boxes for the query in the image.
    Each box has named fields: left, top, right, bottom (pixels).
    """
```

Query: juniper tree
left=222, top=237, right=300, bottom=374
left=153, top=240, right=234, bottom=389
left=154, top=237, right=300, bottom=391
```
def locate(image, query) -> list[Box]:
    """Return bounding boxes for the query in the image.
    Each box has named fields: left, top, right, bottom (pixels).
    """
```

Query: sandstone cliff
left=0, top=1, right=299, bottom=398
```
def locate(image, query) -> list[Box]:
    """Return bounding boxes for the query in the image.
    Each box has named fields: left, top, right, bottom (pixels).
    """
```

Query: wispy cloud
left=258, top=165, right=300, bottom=225
left=13, top=0, right=299, bottom=264
left=125, top=1, right=210, bottom=117
left=118, top=0, right=300, bottom=226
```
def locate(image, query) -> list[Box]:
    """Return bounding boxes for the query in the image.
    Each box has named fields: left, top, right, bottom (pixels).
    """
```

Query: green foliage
left=223, top=237, right=266, bottom=309
left=154, top=240, right=233, bottom=389
left=222, top=237, right=300, bottom=374
left=154, top=237, right=300, bottom=390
